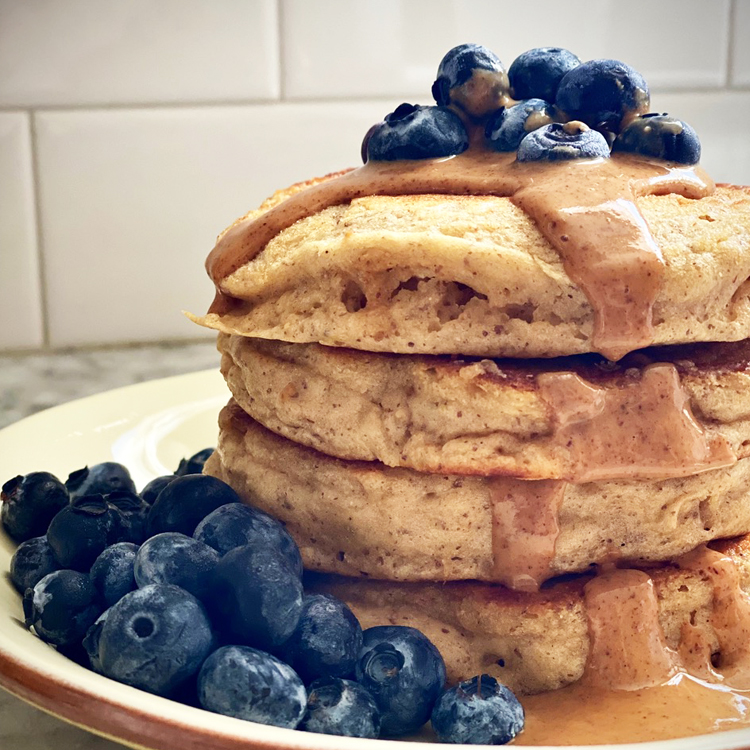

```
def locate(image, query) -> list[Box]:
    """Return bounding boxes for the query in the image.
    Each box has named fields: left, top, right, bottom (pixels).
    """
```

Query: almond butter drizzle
left=488, top=362, right=736, bottom=592
left=205, top=124, right=750, bottom=745
left=489, top=478, right=565, bottom=592
left=512, top=551, right=750, bottom=746
left=537, top=363, right=736, bottom=482
left=583, top=569, right=680, bottom=690
left=678, top=546, right=750, bottom=688
left=206, top=149, right=713, bottom=361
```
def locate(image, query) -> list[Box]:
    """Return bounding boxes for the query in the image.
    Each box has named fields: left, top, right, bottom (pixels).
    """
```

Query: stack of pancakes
left=194, top=168, right=750, bottom=696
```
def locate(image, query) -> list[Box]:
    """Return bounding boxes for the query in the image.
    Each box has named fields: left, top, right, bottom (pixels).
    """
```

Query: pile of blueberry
left=3, top=453, right=524, bottom=744
left=363, top=44, right=701, bottom=166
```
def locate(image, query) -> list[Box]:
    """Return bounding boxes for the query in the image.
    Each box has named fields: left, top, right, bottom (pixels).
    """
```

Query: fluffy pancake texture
left=308, top=536, right=750, bottom=695
left=219, top=334, right=750, bottom=479
left=195, top=184, right=750, bottom=358
left=204, top=401, right=750, bottom=583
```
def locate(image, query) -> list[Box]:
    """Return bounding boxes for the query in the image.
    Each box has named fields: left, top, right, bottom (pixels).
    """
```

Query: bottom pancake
left=206, top=400, right=750, bottom=588
left=308, top=536, right=750, bottom=696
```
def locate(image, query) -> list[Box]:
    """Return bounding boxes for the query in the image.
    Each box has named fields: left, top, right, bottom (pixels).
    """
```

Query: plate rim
left=1, top=371, right=750, bottom=750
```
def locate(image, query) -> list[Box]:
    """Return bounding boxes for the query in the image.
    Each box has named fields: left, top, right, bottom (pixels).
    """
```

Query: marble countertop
left=0, top=340, right=219, bottom=749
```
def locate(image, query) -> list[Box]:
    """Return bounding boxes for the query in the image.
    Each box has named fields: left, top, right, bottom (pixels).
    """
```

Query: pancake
left=307, top=536, right=750, bottom=695
left=205, top=401, right=750, bottom=587
left=193, top=182, right=750, bottom=359
left=219, top=333, right=750, bottom=480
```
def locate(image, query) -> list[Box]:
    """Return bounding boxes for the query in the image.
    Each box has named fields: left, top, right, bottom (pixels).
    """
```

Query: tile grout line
left=277, top=0, right=286, bottom=101
left=727, top=0, right=737, bottom=87
left=27, top=109, right=51, bottom=350
left=1, top=87, right=748, bottom=115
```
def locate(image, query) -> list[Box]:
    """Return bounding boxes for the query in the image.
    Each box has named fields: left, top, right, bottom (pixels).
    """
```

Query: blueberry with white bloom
left=135, top=532, right=219, bottom=602
left=556, top=59, right=650, bottom=134
left=486, top=99, right=555, bottom=152
left=1, top=472, right=68, bottom=542
left=432, top=43, right=510, bottom=119
left=98, top=583, right=214, bottom=696
left=90, top=542, right=139, bottom=607
left=66, top=462, right=136, bottom=500
left=209, top=544, right=303, bottom=650
left=302, top=677, right=381, bottom=738
left=356, top=625, right=446, bottom=736
left=283, top=594, right=363, bottom=683
left=198, top=645, right=307, bottom=729
left=146, top=474, right=240, bottom=537
left=517, top=121, right=610, bottom=162
left=364, top=104, right=468, bottom=162
left=431, top=674, right=525, bottom=745
left=47, top=495, right=123, bottom=571
left=139, top=475, right=177, bottom=506
left=107, top=490, right=148, bottom=545
left=194, top=502, right=302, bottom=577
left=175, top=447, right=214, bottom=476
left=613, top=114, right=700, bottom=165
left=82, top=608, right=110, bottom=674
left=10, top=536, right=60, bottom=593
left=508, top=47, right=580, bottom=102
left=23, top=569, right=102, bottom=647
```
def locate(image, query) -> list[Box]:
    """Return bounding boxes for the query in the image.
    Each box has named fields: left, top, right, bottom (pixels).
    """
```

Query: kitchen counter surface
left=0, top=340, right=218, bottom=749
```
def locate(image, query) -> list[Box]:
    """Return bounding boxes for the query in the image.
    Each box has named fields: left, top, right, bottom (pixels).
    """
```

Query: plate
left=1, top=370, right=750, bottom=750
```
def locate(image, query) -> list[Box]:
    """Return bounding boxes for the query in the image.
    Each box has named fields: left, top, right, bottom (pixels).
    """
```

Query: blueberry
left=556, top=59, right=650, bottom=134
left=432, top=43, right=509, bottom=119
left=47, top=495, right=123, bottom=571
left=146, top=474, right=240, bottom=537
left=194, top=502, right=303, bottom=577
left=134, top=532, right=219, bottom=602
left=485, top=99, right=555, bottom=152
left=613, top=114, right=701, bottom=165
left=10, top=536, right=60, bottom=593
left=508, top=47, right=580, bottom=102
left=107, top=490, right=148, bottom=544
left=209, top=544, right=303, bottom=651
left=56, top=640, right=91, bottom=668
left=23, top=569, right=102, bottom=647
left=66, top=462, right=136, bottom=500
left=98, top=583, right=214, bottom=696
left=364, top=104, right=468, bottom=162
left=82, top=609, right=109, bottom=673
left=431, top=674, right=525, bottom=745
left=90, top=542, right=139, bottom=607
left=198, top=645, right=306, bottom=729
left=355, top=625, right=446, bottom=737
left=517, top=121, right=610, bottom=162
left=140, top=475, right=177, bottom=506
left=302, top=677, right=380, bottom=738
left=175, top=447, right=215, bottom=476
left=283, top=594, right=363, bottom=683
left=1, top=472, right=69, bottom=542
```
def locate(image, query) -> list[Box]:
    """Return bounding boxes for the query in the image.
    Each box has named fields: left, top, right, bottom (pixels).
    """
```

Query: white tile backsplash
left=281, top=0, right=730, bottom=99
left=658, top=90, right=750, bottom=184
left=0, top=0, right=279, bottom=106
left=732, top=0, right=750, bottom=86
left=0, top=112, right=43, bottom=350
left=34, top=102, right=385, bottom=347
left=1, top=1, right=748, bottom=351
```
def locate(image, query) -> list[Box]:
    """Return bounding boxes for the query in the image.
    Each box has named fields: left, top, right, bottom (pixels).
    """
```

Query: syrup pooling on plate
left=516, top=548, right=750, bottom=745
left=206, top=149, right=713, bottom=361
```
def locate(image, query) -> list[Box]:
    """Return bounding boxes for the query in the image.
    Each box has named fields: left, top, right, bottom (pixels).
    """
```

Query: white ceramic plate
left=1, top=370, right=750, bottom=750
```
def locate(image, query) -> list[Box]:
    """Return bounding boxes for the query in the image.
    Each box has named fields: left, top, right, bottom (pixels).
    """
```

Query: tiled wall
left=1, top=0, right=749, bottom=351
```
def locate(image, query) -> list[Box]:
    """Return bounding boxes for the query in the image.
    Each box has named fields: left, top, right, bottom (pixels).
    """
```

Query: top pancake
left=194, top=175, right=750, bottom=359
